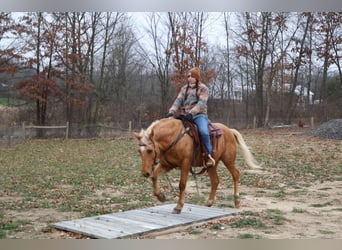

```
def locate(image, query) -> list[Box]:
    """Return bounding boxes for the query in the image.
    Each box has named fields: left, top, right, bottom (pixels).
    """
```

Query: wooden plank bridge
left=54, top=203, right=238, bottom=239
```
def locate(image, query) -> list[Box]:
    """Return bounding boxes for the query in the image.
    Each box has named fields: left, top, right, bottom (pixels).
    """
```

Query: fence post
left=22, top=122, right=26, bottom=140
left=128, top=121, right=132, bottom=134
left=253, top=116, right=257, bottom=129
left=65, top=122, right=69, bottom=140
left=7, top=127, right=11, bottom=147
left=310, top=117, right=314, bottom=129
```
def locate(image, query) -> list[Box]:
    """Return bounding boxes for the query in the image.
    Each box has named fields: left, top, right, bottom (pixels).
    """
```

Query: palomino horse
left=133, top=117, right=260, bottom=214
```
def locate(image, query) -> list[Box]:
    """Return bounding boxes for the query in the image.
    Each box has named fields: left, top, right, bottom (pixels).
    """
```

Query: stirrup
left=205, top=154, right=215, bottom=168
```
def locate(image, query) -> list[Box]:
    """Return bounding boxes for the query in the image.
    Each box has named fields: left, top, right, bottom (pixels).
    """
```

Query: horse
left=133, top=117, right=260, bottom=214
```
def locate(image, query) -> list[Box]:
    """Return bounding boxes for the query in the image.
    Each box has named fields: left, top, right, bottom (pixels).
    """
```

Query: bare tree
left=105, top=15, right=140, bottom=122
left=237, top=12, right=272, bottom=127
left=264, top=12, right=300, bottom=126
left=16, top=13, right=65, bottom=131
left=87, top=12, right=124, bottom=124
left=315, top=12, right=342, bottom=101
left=168, top=12, right=213, bottom=93
left=137, top=12, right=173, bottom=115
left=53, top=12, right=95, bottom=124
left=222, top=12, right=234, bottom=124
left=284, top=13, right=313, bottom=124
left=0, top=12, right=24, bottom=74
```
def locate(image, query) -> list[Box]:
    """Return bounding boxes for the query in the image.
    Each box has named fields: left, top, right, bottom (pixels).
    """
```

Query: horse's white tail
left=230, top=128, right=261, bottom=169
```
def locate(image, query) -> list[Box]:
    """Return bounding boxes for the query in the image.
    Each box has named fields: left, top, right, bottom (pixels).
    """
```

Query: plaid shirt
left=169, top=82, right=209, bottom=117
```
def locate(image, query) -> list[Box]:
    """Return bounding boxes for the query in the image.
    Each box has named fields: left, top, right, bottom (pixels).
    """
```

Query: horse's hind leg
left=222, top=159, right=240, bottom=208
left=206, top=166, right=219, bottom=207
left=231, top=165, right=240, bottom=208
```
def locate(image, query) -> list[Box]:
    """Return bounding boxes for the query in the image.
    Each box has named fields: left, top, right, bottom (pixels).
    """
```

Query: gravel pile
left=304, top=119, right=342, bottom=140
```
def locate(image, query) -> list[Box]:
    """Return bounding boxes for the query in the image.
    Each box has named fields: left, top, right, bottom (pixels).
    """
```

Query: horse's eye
left=146, top=149, right=153, bottom=154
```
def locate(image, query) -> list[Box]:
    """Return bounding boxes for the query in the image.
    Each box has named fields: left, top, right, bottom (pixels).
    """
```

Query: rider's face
left=187, top=75, right=197, bottom=83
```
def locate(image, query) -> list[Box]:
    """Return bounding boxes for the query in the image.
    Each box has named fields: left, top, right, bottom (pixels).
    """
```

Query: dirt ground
left=6, top=174, right=341, bottom=239
left=142, top=179, right=342, bottom=239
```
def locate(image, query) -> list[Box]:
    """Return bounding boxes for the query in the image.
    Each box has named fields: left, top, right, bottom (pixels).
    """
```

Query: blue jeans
left=193, top=115, right=213, bottom=155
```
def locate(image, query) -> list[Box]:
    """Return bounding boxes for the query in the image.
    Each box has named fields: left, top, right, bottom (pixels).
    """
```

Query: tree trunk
left=284, top=13, right=312, bottom=124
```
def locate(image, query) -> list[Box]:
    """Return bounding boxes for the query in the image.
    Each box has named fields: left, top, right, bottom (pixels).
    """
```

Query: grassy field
left=0, top=129, right=341, bottom=239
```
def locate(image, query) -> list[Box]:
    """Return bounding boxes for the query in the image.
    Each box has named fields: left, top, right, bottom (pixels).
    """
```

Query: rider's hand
left=184, top=113, right=193, bottom=121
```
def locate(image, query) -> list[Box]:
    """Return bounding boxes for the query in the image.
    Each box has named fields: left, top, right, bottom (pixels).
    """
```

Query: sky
left=127, top=12, right=229, bottom=48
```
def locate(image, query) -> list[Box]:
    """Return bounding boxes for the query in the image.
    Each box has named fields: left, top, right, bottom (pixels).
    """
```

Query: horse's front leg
left=206, top=166, right=219, bottom=207
left=151, top=164, right=167, bottom=202
left=173, top=167, right=189, bottom=214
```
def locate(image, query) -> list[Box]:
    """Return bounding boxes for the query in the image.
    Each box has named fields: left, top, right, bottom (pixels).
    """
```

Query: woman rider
left=166, top=67, right=215, bottom=167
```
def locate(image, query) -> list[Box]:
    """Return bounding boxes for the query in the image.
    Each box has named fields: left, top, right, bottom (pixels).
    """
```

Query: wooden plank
left=55, top=215, right=159, bottom=239
left=116, top=210, right=191, bottom=229
left=98, top=214, right=161, bottom=231
left=54, top=220, right=117, bottom=239
left=104, top=212, right=172, bottom=227
left=54, top=203, right=238, bottom=239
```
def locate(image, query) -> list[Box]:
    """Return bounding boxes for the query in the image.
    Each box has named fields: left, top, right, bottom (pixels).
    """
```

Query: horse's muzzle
left=143, top=172, right=150, bottom=178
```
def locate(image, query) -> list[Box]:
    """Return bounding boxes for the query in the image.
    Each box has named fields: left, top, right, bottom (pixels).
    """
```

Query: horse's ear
left=133, top=132, right=141, bottom=141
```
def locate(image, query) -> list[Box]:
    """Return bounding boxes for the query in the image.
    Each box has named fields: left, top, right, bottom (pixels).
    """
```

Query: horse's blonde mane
left=139, top=119, right=161, bottom=144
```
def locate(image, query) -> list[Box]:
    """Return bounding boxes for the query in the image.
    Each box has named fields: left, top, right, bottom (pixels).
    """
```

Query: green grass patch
left=319, top=229, right=335, bottom=235
left=265, top=209, right=286, bottom=225
left=218, top=203, right=235, bottom=208
left=274, top=190, right=287, bottom=198
left=310, top=202, right=332, bottom=208
left=238, top=233, right=261, bottom=239
left=187, top=196, right=206, bottom=205
left=292, top=207, right=306, bottom=213
left=230, top=217, right=266, bottom=229
left=0, top=219, right=31, bottom=238
left=211, top=224, right=225, bottom=230
left=190, top=229, right=203, bottom=235
left=289, top=189, right=308, bottom=196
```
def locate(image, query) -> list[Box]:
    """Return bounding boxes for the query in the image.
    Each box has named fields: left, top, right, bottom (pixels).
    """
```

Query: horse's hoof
left=172, top=208, right=181, bottom=214
left=206, top=200, right=214, bottom=207
left=156, top=193, right=166, bottom=202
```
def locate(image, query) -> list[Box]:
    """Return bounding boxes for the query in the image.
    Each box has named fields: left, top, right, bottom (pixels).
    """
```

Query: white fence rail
left=0, top=122, right=133, bottom=147
left=23, top=122, right=70, bottom=140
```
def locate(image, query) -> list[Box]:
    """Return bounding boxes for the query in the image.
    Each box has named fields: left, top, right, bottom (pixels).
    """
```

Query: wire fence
left=0, top=117, right=317, bottom=148
left=0, top=122, right=133, bottom=148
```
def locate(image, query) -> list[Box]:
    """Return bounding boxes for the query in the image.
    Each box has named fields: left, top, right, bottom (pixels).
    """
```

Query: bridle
left=138, top=142, right=159, bottom=173
left=140, top=127, right=190, bottom=174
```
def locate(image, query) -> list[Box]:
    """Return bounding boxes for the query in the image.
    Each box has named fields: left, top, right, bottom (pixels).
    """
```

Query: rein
left=159, top=126, right=208, bottom=176
left=164, top=127, right=189, bottom=154
left=139, top=127, right=189, bottom=173
left=141, top=124, right=208, bottom=177
left=160, top=127, right=189, bottom=167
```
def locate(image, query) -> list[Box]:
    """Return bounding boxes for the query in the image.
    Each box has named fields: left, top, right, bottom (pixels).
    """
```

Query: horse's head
left=133, top=121, right=160, bottom=178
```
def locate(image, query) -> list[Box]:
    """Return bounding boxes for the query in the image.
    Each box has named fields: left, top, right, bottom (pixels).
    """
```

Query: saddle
left=178, top=116, right=223, bottom=173
left=185, top=120, right=223, bottom=153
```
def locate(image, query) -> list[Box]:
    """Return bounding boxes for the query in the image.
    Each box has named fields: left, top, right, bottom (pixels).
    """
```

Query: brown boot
left=206, top=154, right=215, bottom=168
